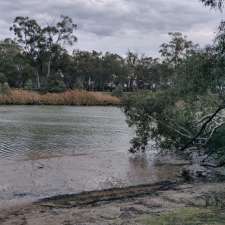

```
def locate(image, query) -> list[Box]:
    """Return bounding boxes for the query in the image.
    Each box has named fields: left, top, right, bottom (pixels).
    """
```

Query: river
left=0, top=106, right=184, bottom=206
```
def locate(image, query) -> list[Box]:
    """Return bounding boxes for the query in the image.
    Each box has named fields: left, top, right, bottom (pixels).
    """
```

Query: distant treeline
left=0, top=0, right=224, bottom=94
left=0, top=15, right=195, bottom=94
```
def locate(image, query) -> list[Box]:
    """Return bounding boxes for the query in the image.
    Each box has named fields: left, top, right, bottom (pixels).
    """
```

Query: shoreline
left=0, top=151, right=187, bottom=207
left=1, top=179, right=225, bottom=225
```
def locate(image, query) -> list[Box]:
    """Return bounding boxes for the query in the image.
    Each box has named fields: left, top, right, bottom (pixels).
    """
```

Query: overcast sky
left=0, top=0, right=224, bottom=56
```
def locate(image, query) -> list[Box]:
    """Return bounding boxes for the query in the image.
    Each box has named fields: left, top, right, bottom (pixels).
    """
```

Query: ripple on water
left=0, top=106, right=133, bottom=161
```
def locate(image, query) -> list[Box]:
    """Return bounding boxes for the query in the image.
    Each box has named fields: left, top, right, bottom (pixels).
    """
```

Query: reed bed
left=0, top=89, right=121, bottom=106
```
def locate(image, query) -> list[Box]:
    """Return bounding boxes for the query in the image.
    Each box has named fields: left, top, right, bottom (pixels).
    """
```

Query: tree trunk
left=47, top=55, right=52, bottom=79
left=36, top=71, right=40, bottom=89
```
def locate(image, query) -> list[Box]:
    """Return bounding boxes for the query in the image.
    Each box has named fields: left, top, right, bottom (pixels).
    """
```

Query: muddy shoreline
left=1, top=179, right=225, bottom=225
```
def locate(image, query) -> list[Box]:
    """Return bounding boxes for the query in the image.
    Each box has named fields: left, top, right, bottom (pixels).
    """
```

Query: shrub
left=47, top=79, right=67, bottom=93
left=0, top=73, right=7, bottom=83
left=73, top=78, right=84, bottom=90
left=112, top=85, right=123, bottom=97
left=207, top=125, right=225, bottom=163
left=24, top=79, right=33, bottom=90
left=0, top=82, right=10, bottom=95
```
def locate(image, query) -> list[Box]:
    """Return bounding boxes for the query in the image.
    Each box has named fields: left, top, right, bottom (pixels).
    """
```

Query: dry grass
left=0, top=89, right=121, bottom=106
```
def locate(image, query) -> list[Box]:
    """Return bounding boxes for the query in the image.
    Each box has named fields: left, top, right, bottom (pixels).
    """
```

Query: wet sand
left=0, top=151, right=188, bottom=207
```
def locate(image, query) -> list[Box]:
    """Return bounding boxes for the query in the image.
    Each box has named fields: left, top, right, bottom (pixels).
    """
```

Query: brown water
left=0, top=106, right=185, bottom=205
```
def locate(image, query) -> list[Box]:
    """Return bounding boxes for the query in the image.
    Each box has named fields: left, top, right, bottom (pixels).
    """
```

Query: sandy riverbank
left=1, top=180, right=225, bottom=225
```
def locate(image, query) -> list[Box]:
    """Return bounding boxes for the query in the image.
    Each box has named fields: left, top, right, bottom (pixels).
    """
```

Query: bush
left=0, top=73, right=7, bottom=83
left=73, top=78, right=84, bottom=90
left=0, top=82, right=10, bottom=95
left=24, top=79, right=33, bottom=90
left=47, top=79, right=67, bottom=93
left=207, top=125, right=225, bottom=163
left=112, top=85, right=123, bottom=97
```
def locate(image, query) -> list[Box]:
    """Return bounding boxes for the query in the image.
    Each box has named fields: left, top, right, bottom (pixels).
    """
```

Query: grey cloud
left=0, top=0, right=224, bottom=56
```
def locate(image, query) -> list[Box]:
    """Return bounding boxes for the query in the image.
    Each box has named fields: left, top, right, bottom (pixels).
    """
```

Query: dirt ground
left=0, top=181, right=225, bottom=225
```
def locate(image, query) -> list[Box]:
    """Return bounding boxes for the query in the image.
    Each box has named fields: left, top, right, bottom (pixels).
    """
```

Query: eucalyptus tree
left=70, top=50, right=102, bottom=90
left=123, top=29, right=225, bottom=166
left=101, top=52, right=126, bottom=88
left=10, top=15, right=77, bottom=89
left=126, top=52, right=139, bottom=91
left=160, top=32, right=198, bottom=66
left=0, top=38, right=33, bottom=87
left=10, top=17, right=43, bottom=88
left=41, top=16, right=77, bottom=81
left=124, top=33, right=202, bottom=153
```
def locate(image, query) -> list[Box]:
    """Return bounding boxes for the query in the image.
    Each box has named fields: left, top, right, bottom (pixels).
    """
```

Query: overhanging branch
left=180, top=106, right=224, bottom=151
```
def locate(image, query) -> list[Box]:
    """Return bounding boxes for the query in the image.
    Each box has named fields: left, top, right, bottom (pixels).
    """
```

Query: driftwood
left=37, top=180, right=178, bottom=208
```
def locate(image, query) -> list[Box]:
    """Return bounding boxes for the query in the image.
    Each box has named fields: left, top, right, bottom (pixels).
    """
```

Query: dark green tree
left=0, top=39, right=33, bottom=87
left=10, top=16, right=77, bottom=90
left=123, top=30, right=225, bottom=166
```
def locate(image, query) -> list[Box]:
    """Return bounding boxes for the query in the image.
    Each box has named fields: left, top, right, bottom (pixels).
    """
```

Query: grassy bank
left=0, top=89, right=121, bottom=106
left=144, top=207, right=225, bottom=225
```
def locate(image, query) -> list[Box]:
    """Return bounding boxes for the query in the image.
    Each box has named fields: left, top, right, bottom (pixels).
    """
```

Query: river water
left=0, top=106, right=185, bottom=206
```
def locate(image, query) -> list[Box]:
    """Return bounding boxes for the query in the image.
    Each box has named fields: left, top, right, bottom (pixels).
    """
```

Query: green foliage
left=0, top=0, right=223, bottom=93
left=0, top=4, right=225, bottom=162
left=0, top=73, right=7, bottom=83
left=47, top=78, right=67, bottom=93
left=144, top=207, right=225, bottom=225
left=207, top=125, right=225, bottom=162
left=2, top=17, right=202, bottom=94
left=123, top=27, right=225, bottom=161
left=112, top=85, right=123, bottom=97
left=0, top=82, right=10, bottom=95
left=0, top=73, right=10, bottom=95
left=160, top=32, right=197, bottom=65
left=24, top=79, right=33, bottom=90
left=124, top=91, right=190, bottom=151
left=10, top=15, right=77, bottom=89
left=73, top=77, right=84, bottom=90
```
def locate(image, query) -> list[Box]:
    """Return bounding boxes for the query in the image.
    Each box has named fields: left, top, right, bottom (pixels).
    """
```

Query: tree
left=101, top=52, right=125, bottom=89
left=0, top=39, right=33, bottom=87
left=159, top=32, right=197, bottom=66
left=126, top=51, right=139, bottom=91
left=10, top=17, right=42, bottom=88
left=10, top=15, right=77, bottom=89
left=123, top=30, right=225, bottom=166
left=201, top=0, right=224, bottom=8
left=41, top=15, right=77, bottom=80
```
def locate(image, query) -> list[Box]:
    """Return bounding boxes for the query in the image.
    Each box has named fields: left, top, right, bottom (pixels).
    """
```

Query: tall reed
left=0, top=89, right=121, bottom=106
